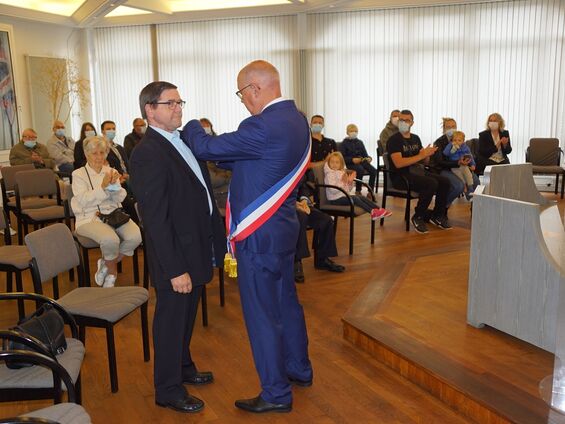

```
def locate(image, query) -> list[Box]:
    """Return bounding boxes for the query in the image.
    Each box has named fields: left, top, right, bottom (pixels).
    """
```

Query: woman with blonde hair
left=476, top=112, right=511, bottom=174
left=71, top=136, right=142, bottom=287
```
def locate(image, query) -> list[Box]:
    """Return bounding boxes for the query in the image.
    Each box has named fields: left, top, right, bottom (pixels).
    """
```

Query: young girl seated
left=442, top=130, right=476, bottom=199
left=324, top=151, right=391, bottom=220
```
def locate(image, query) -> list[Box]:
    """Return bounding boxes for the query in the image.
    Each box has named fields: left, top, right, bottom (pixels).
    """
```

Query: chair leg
left=219, top=267, right=225, bottom=307
left=371, top=218, right=375, bottom=245
left=82, top=247, right=91, bottom=287
left=117, top=261, right=122, bottom=274
left=405, top=198, right=411, bottom=232
left=380, top=195, right=387, bottom=227
left=52, top=276, right=60, bottom=300
left=132, top=248, right=140, bottom=285
left=201, top=285, right=208, bottom=327
left=6, top=270, right=12, bottom=292
left=349, top=216, right=354, bottom=255
left=141, top=303, right=150, bottom=362
left=106, top=325, right=119, bottom=393
left=15, top=271, right=25, bottom=320
left=561, top=173, right=565, bottom=199
left=75, top=374, right=82, bottom=405
left=17, top=218, right=23, bottom=244
left=79, top=326, right=86, bottom=345
left=69, top=268, right=74, bottom=282
left=556, top=174, right=559, bottom=195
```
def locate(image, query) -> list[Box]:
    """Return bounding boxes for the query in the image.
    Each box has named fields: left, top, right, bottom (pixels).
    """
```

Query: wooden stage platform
left=343, top=216, right=565, bottom=424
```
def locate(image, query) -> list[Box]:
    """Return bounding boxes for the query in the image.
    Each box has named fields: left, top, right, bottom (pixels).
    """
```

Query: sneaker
left=430, top=215, right=452, bottom=230
left=411, top=215, right=429, bottom=234
left=103, top=274, right=116, bottom=288
left=371, top=208, right=392, bottom=220
left=95, top=258, right=108, bottom=286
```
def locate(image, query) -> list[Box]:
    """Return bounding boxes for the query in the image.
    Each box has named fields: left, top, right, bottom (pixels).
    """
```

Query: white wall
left=0, top=15, right=91, bottom=152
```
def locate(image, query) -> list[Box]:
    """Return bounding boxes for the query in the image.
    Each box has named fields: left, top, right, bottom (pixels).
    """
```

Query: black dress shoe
left=294, top=260, right=305, bottom=283
left=183, top=371, right=214, bottom=385
left=156, top=395, right=204, bottom=413
left=235, top=396, right=292, bottom=413
left=315, top=258, right=345, bottom=273
left=288, top=375, right=313, bottom=387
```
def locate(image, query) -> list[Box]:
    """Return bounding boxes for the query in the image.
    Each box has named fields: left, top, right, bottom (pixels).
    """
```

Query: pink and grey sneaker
left=371, top=208, right=392, bottom=220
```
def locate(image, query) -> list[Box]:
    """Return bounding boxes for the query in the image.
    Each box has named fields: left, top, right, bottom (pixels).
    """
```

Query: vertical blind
left=89, top=0, right=565, bottom=163
left=91, top=25, right=153, bottom=144
left=156, top=16, right=299, bottom=135
left=306, top=0, right=565, bottom=162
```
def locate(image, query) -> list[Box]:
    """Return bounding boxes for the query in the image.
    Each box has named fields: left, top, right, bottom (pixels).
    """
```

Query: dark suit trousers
left=153, top=284, right=202, bottom=402
left=296, top=209, right=338, bottom=262
left=392, top=171, right=450, bottom=218
left=237, top=248, right=313, bottom=404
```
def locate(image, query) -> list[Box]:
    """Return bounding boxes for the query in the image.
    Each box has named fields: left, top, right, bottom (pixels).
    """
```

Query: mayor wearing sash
left=183, top=60, right=313, bottom=413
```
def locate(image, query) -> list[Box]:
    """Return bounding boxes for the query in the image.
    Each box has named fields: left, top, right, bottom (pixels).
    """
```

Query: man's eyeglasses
left=150, top=100, right=186, bottom=109
left=235, top=84, right=253, bottom=99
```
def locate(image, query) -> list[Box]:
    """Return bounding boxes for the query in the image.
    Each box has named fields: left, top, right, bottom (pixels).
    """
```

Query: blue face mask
left=398, top=121, right=411, bottom=133
left=105, top=130, right=116, bottom=141
left=24, top=140, right=37, bottom=148
left=105, top=182, right=121, bottom=192
left=55, top=129, right=65, bottom=138
left=445, top=129, right=455, bottom=138
left=85, top=130, right=96, bottom=138
left=311, top=124, right=323, bottom=134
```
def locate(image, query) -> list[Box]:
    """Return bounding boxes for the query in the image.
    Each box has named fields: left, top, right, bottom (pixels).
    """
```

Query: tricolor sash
left=225, top=139, right=311, bottom=258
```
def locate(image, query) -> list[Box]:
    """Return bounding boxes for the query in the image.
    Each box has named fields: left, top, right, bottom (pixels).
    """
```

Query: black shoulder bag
left=85, top=167, right=130, bottom=229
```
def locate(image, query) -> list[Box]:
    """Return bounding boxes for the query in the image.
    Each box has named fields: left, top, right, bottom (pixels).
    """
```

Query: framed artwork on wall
left=0, top=24, right=19, bottom=150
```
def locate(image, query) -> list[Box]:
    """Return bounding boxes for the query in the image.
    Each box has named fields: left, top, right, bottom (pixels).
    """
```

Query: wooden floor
left=0, top=194, right=557, bottom=423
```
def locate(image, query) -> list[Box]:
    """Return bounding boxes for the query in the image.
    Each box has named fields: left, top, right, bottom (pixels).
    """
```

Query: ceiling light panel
left=106, top=5, right=151, bottom=16
left=170, top=0, right=293, bottom=13
left=0, top=0, right=85, bottom=16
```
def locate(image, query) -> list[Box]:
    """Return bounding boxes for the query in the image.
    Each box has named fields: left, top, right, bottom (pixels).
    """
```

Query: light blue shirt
left=150, top=125, right=213, bottom=215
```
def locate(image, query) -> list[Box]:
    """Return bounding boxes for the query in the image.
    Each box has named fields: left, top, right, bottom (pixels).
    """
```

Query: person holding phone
left=476, top=112, right=512, bottom=174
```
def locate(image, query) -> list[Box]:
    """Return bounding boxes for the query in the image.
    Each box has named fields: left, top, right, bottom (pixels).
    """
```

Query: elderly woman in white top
left=71, top=136, right=141, bottom=287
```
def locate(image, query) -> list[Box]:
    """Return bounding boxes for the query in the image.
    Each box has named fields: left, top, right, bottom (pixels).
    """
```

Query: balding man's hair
left=22, top=128, right=37, bottom=136
left=239, top=60, right=280, bottom=88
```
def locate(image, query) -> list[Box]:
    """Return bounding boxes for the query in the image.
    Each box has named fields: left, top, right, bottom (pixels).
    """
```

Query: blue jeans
left=440, top=170, right=480, bottom=206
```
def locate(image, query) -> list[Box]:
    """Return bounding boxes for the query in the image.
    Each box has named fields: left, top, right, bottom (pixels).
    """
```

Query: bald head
left=236, top=60, right=282, bottom=116
left=22, top=128, right=37, bottom=139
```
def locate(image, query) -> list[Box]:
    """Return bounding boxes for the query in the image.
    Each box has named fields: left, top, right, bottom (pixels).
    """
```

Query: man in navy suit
left=130, top=81, right=226, bottom=414
left=183, top=60, right=313, bottom=413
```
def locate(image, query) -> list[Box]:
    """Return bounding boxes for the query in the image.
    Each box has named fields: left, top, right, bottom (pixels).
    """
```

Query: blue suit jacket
left=182, top=100, right=309, bottom=254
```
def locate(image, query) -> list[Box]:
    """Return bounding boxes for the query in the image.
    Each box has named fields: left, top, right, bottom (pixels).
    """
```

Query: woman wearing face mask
left=340, top=123, right=378, bottom=194
left=476, top=113, right=511, bottom=174
left=200, top=118, right=231, bottom=208
left=73, top=122, right=97, bottom=169
left=71, top=136, right=142, bottom=287
left=431, top=118, right=479, bottom=207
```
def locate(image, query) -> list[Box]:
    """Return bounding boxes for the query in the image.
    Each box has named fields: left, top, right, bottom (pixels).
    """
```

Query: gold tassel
left=224, top=252, right=238, bottom=278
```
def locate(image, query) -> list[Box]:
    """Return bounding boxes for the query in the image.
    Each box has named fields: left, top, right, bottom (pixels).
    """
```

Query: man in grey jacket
left=46, top=120, right=75, bottom=174
left=378, top=109, right=400, bottom=154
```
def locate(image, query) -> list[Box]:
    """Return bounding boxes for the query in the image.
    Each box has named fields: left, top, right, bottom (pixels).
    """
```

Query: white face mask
left=488, top=121, right=499, bottom=131
left=348, top=132, right=358, bottom=139
left=85, top=130, right=96, bottom=138
left=203, top=127, right=212, bottom=135
left=391, top=117, right=399, bottom=127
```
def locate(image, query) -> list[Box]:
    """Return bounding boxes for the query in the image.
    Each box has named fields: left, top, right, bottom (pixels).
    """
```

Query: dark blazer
left=129, top=126, right=226, bottom=290
left=183, top=100, right=309, bottom=254
left=478, top=129, right=512, bottom=161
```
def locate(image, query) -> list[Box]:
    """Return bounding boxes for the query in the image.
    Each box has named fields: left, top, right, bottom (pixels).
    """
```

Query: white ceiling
left=0, top=0, right=512, bottom=28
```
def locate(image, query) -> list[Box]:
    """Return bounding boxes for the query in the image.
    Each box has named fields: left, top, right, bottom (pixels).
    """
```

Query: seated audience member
left=310, top=115, right=337, bottom=165
left=387, top=110, right=451, bottom=234
left=124, top=118, right=146, bottom=158
left=74, top=122, right=97, bottom=169
left=294, top=176, right=345, bottom=283
left=10, top=128, right=55, bottom=169
left=71, top=136, right=141, bottom=288
left=442, top=131, right=476, bottom=199
left=476, top=112, right=511, bottom=174
left=378, top=109, right=400, bottom=153
left=200, top=118, right=231, bottom=208
left=431, top=117, right=479, bottom=207
left=46, top=120, right=75, bottom=174
left=324, top=151, right=391, bottom=220
left=340, top=124, right=377, bottom=193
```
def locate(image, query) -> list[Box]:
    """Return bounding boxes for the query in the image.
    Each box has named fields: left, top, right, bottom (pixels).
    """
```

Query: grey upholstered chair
left=0, top=207, right=31, bottom=318
left=14, top=169, right=66, bottom=244
left=310, top=163, right=375, bottom=255
left=18, top=403, right=91, bottom=424
left=526, top=138, right=565, bottom=199
left=0, top=293, right=84, bottom=404
left=24, top=223, right=150, bottom=393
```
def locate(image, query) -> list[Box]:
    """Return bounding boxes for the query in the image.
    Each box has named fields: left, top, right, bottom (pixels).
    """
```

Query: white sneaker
left=103, top=274, right=116, bottom=288
left=95, top=258, right=108, bottom=286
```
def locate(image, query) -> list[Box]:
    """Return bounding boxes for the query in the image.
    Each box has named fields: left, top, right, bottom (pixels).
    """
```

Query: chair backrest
left=24, top=223, right=80, bottom=284
left=15, top=169, right=58, bottom=198
left=465, top=138, right=479, bottom=158
left=310, top=163, right=330, bottom=206
left=1, top=164, right=35, bottom=191
left=528, top=138, right=561, bottom=166
left=381, top=153, right=401, bottom=192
